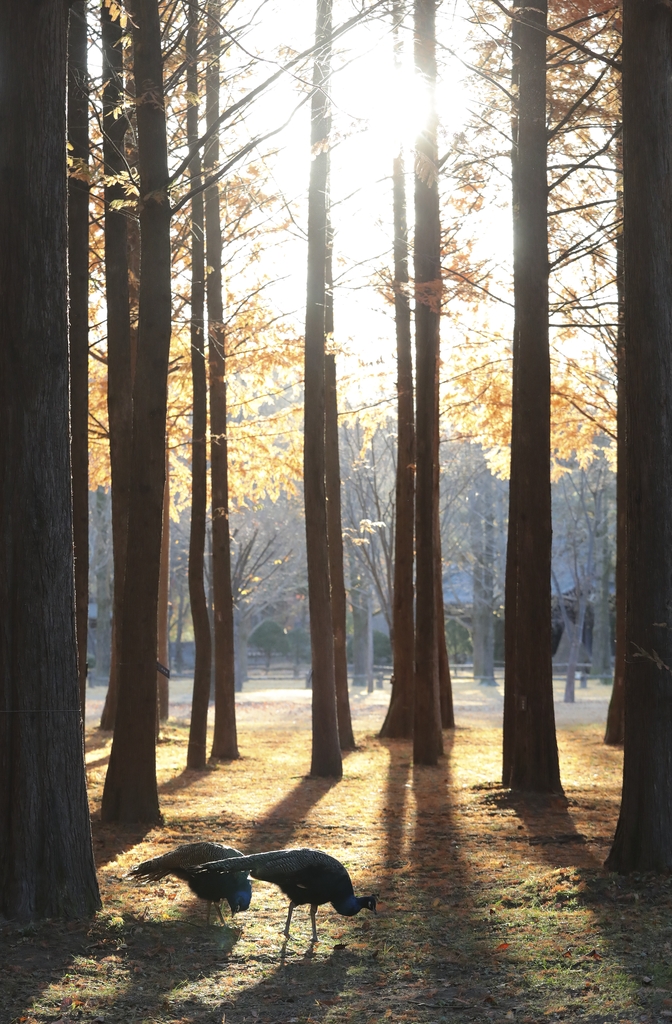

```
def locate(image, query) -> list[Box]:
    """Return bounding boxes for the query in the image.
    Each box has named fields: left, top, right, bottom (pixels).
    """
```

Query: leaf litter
left=2, top=684, right=672, bottom=1024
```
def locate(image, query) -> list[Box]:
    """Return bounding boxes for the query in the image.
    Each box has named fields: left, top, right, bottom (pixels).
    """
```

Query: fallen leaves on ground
left=3, top=698, right=672, bottom=1024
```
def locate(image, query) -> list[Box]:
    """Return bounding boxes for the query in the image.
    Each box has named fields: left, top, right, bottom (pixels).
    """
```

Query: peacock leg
left=310, top=904, right=318, bottom=943
left=206, top=902, right=212, bottom=926
left=283, top=902, right=296, bottom=938
left=215, top=902, right=225, bottom=925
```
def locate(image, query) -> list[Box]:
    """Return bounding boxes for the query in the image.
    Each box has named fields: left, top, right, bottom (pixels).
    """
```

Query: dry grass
left=3, top=699, right=672, bottom=1024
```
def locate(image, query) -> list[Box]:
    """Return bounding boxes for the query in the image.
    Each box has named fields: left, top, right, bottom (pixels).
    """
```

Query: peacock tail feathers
left=128, top=842, right=243, bottom=882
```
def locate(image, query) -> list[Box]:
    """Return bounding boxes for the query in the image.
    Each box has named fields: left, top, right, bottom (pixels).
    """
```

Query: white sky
left=235, top=0, right=483, bottom=407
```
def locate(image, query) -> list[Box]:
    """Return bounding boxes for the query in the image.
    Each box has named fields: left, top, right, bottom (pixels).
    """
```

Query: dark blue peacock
left=128, top=841, right=252, bottom=924
left=181, top=847, right=377, bottom=940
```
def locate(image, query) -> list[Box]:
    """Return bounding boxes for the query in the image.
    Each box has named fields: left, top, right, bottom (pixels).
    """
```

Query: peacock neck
left=332, top=893, right=365, bottom=917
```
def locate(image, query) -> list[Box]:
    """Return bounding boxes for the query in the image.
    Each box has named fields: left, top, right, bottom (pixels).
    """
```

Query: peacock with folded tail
left=181, top=847, right=377, bottom=941
left=128, top=842, right=252, bottom=924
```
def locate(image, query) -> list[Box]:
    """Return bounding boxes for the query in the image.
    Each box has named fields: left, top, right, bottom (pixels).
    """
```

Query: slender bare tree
left=503, top=0, right=562, bottom=793
left=381, top=0, right=415, bottom=740
left=305, top=0, right=342, bottom=777
left=101, top=0, right=172, bottom=822
left=413, top=0, right=443, bottom=765
left=186, top=1, right=213, bottom=769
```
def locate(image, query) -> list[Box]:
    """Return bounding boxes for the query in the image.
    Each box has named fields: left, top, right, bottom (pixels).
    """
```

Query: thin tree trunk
left=205, top=2, right=239, bottom=761
left=101, top=0, right=171, bottom=823
left=605, top=159, right=625, bottom=745
left=304, top=0, right=342, bottom=778
left=187, top=2, right=212, bottom=769
left=413, top=0, right=443, bottom=766
left=472, top=464, right=497, bottom=685
left=100, top=1, right=132, bottom=732
left=381, top=0, right=415, bottom=741
left=435, top=417, right=453, bottom=728
left=0, top=1, right=101, bottom=919
left=326, top=352, right=356, bottom=750
left=503, top=0, right=562, bottom=793
left=94, top=488, right=113, bottom=680
left=565, top=594, right=588, bottom=704
left=324, top=218, right=355, bottom=748
left=481, top=468, right=497, bottom=684
left=366, top=590, right=374, bottom=693
left=592, top=504, right=612, bottom=683
left=157, top=455, right=170, bottom=724
left=68, top=0, right=90, bottom=714
left=606, top=3, right=672, bottom=870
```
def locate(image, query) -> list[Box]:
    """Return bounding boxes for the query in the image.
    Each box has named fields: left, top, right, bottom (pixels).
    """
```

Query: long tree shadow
left=377, top=737, right=412, bottom=881
left=471, top=785, right=603, bottom=870
left=241, top=752, right=353, bottom=852
left=157, top=765, right=221, bottom=797
left=92, top=820, right=156, bottom=868
left=10, top=911, right=365, bottom=1024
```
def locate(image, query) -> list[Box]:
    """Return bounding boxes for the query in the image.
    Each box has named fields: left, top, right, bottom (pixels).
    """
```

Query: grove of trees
left=2, top=0, right=672, bottom=917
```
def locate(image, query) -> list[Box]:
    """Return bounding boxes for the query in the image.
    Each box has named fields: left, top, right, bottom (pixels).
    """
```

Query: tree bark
left=326, top=352, right=356, bottom=750
left=0, top=1, right=101, bottom=919
left=205, top=2, right=239, bottom=761
left=68, top=0, right=90, bottom=713
left=591, top=505, right=612, bottom=684
left=100, top=0, right=132, bottom=732
left=186, top=3, right=212, bottom=770
left=101, top=0, right=171, bottom=823
left=93, top=487, right=113, bottom=680
left=503, top=0, right=562, bottom=793
left=157, top=455, right=170, bottom=724
left=305, top=0, right=342, bottom=778
left=413, top=0, right=443, bottom=766
left=435, top=407, right=453, bottom=728
left=381, top=0, right=415, bottom=741
left=605, top=164, right=625, bottom=745
left=605, top=3, right=672, bottom=870
left=472, top=465, right=497, bottom=686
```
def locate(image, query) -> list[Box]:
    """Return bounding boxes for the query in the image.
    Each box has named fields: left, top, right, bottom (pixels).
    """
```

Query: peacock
left=128, top=841, right=252, bottom=924
left=181, top=847, right=377, bottom=941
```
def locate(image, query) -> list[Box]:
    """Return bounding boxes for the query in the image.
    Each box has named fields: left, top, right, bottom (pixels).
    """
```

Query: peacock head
left=333, top=893, right=378, bottom=917
left=359, top=894, right=377, bottom=915
left=228, top=887, right=252, bottom=914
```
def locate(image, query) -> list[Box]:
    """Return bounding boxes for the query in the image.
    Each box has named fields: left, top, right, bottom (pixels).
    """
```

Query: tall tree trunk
left=101, top=0, right=171, bottom=823
left=502, top=0, right=562, bottom=793
left=68, top=0, right=90, bottom=713
left=157, top=455, right=170, bottom=724
left=326, top=352, right=356, bottom=750
left=381, top=0, right=415, bottom=740
left=605, top=160, right=625, bottom=745
left=187, top=2, right=212, bottom=769
left=435, top=413, right=453, bottom=727
left=481, top=469, right=497, bottom=685
left=413, top=0, right=443, bottom=766
left=350, top=562, right=368, bottom=687
left=305, top=0, right=342, bottom=778
left=471, top=464, right=497, bottom=686
left=100, top=0, right=132, bottom=732
left=366, top=590, right=374, bottom=693
left=324, top=217, right=355, bottom=749
left=591, top=503, right=612, bottom=684
left=0, top=1, right=101, bottom=919
left=205, top=2, right=239, bottom=761
left=94, top=487, right=113, bottom=680
left=606, top=3, right=672, bottom=871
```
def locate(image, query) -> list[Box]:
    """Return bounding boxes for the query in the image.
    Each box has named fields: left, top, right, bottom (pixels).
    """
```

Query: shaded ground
left=4, top=680, right=669, bottom=1024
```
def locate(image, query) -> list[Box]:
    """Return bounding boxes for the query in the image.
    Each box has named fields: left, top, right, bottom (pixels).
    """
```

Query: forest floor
left=4, top=677, right=672, bottom=1024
